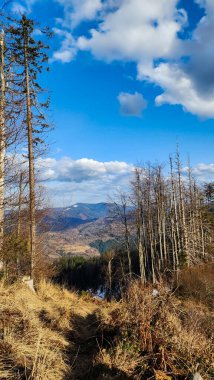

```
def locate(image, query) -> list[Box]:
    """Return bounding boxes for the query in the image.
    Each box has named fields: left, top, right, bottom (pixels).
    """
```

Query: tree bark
left=23, top=31, right=36, bottom=281
left=169, top=157, right=179, bottom=269
left=176, top=151, right=189, bottom=265
left=135, top=169, right=146, bottom=283
left=17, top=171, right=24, bottom=238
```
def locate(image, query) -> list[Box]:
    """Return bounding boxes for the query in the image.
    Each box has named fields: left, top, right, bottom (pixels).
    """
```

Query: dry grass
left=0, top=280, right=113, bottom=380
left=94, top=280, right=214, bottom=379
left=0, top=281, right=72, bottom=379
left=0, top=272, right=213, bottom=380
left=176, top=263, right=214, bottom=309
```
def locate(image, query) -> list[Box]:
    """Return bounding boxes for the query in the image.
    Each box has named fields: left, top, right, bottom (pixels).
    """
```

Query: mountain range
left=44, top=202, right=114, bottom=232
left=41, top=203, right=122, bottom=259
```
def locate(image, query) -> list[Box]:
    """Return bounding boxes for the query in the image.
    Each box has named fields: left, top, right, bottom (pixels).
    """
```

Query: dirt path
left=66, top=303, right=101, bottom=379
left=66, top=302, right=130, bottom=380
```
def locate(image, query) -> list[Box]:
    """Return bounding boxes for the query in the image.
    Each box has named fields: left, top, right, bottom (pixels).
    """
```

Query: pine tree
left=9, top=15, right=51, bottom=281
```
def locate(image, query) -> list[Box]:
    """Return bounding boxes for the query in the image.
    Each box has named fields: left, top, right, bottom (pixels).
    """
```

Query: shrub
left=176, top=263, right=214, bottom=308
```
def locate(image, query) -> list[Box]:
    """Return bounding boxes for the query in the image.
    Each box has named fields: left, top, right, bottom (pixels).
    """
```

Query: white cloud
left=53, top=0, right=214, bottom=118
left=118, top=92, right=147, bottom=117
left=52, top=0, right=103, bottom=62
left=11, top=2, right=28, bottom=14
left=53, top=0, right=184, bottom=63
left=52, top=28, right=76, bottom=63
left=11, top=0, right=37, bottom=14
left=183, top=163, right=214, bottom=181
left=56, top=0, right=103, bottom=28
left=14, top=0, right=214, bottom=118
left=5, top=154, right=133, bottom=205
left=77, top=0, right=183, bottom=62
left=36, top=156, right=134, bottom=206
left=138, top=62, right=214, bottom=118
left=37, top=156, right=133, bottom=182
left=193, top=163, right=214, bottom=174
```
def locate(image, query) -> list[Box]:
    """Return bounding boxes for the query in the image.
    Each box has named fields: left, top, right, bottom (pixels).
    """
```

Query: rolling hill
left=41, top=203, right=125, bottom=259
left=43, top=202, right=114, bottom=232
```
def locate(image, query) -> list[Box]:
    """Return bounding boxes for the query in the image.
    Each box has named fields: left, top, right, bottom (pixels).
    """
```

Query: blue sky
left=9, top=0, right=214, bottom=205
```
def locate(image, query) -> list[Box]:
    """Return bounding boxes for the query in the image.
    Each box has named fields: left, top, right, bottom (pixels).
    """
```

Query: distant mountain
left=61, top=203, right=114, bottom=219
left=43, top=203, right=114, bottom=232
left=41, top=203, right=135, bottom=259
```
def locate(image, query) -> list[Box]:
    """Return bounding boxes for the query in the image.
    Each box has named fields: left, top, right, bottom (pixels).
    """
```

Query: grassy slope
left=0, top=266, right=213, bottom=380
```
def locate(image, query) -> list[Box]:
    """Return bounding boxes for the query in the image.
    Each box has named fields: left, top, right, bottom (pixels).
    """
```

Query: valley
left=41, top=203, right=125, bottom=259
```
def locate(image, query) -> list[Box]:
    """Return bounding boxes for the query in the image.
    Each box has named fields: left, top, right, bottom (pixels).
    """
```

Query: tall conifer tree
left=9, top=15, right=50, bottom=280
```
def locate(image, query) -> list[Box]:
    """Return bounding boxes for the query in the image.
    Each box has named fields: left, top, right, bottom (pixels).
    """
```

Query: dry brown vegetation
left=106, top=280, right=214, bottom=379
left=176, top=263, right=214, bottom=309
left=0, top=265, right=213, bottom=380
left=0, top=281, right=70, bottom=379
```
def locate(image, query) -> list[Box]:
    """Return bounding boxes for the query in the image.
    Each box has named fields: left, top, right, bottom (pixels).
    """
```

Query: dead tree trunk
left=135, top=169, right=146, bottom=283
left=169, top=156, right=179, bottom=269
left=176, top=150, right=189, bottom=265
left=17, top=172, right=24, bottom=238
left=123, top=204, right=132, bottom=276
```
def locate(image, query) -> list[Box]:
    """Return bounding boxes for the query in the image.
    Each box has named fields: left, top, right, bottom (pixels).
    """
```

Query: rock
left=193, top=372, right=203, bottom=380
left=22, top=276, right=35, bottom=292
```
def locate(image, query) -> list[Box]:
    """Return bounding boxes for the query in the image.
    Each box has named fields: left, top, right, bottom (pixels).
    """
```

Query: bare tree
left=133, top=168, right=146, bottom=282
left=121, top=155, right=212, bottom=283
left=113, top=192, right=132, bottom=276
